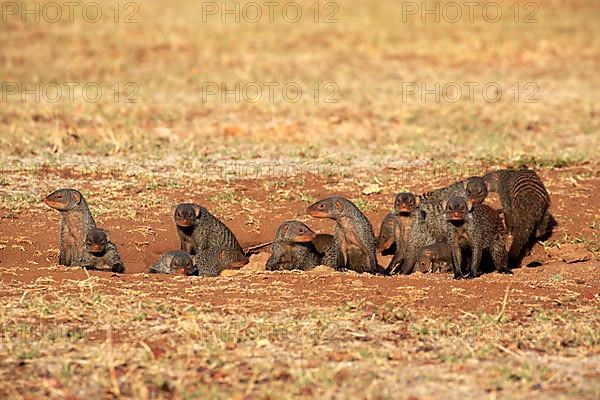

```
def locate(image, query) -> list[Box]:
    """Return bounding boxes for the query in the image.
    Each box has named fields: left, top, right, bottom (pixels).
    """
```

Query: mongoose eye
left=318, top=204, right=324, bottom=209
left=298, top=229, right=304, bottom=233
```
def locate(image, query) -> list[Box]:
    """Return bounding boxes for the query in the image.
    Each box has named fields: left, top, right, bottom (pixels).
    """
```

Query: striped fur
left=483, top=169, right=552, bottom=266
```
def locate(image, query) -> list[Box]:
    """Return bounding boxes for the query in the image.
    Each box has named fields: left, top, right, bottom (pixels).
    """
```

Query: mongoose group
left=43, top=168, right=553, bottom=279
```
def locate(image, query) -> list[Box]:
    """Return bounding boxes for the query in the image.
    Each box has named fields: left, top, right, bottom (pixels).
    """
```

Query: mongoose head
left=445, top=196, right=472, bottom=222
left=394, top=192, right=417, bottom=215
left=465, top=177, right=488, bottom=205
left=307, top=196, right=345, bottom=219
left=277, top=221, right=317, bottom=243
left=169, top=252, right=197, bottom=276
left=85, top=229, right=108, bottom=254
left=219, top=249, right=249, bottom=269
left=174, top=203, right=200, bottom=228
left=376, top=214, right=396, bottom=252
left=417, top=248, right=433, bottom=273
left=43, top=188, right=83, bottom=211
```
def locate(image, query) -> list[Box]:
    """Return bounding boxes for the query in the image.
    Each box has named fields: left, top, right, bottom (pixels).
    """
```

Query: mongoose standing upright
left=173, top=203, right=246, bottom=260
left=445, top=196, right=512, bottom=279
left=383, top=192, right=422, bottom=273
left=468, top=169, right=552, bottom=266
left=79, top=229, right=125, bottom=273
left=307, top=196, right=380, bottom=274
left=148, top=251, right=198, bottom=275
left=266, top=221, right=321, bottom=271
left=43, top=188, right=96, bottom=267
left=194, top=247, right=248, bottom=277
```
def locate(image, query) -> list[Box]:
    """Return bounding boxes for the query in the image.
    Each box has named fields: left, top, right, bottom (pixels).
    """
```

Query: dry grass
left=1, top=271, right=598, bottom=399
left=0, top=0, right=599, bottom=164
left=1, top=0, right=600, bottom=398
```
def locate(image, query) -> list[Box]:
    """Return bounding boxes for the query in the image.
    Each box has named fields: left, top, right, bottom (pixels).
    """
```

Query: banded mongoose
left=415, top=242, right=452, bottom=273
left=467, top=169, right=553, bottom=266
left=307, top=196, right=380, bottom=274
left=194, top=247, right=248, bottom=277
left=148, top=251, right=198, bottom=275
left=79, top=229, right=125, bottom=273
left=43, top=188, right=96, bottom=267
left=266, top=221, right=321, bottom=271
left=173, top=203, right=246, bottom=261
left=386, top=192, right=422, bottom=273
left=445, top=196, right=512, bottom=279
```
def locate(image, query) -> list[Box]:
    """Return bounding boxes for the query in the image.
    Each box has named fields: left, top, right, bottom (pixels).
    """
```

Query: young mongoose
left=43, top=188, right=97, bottom=267
left=415, top=242, right=453, bottom=273
left=148, top=251, right=198, bottom=276
left=469, top=169, right=553, bottom=266
left=194, top=247, right=248, bottom=277
left=79, top=229, right=125, bottom=273
left=445, top=196, right=512, bottom=279
left=173, top=203, right=246, bottom=261
left=307, top=196, right=380, bottom=274
left=266, top=221, right=322, bottom=271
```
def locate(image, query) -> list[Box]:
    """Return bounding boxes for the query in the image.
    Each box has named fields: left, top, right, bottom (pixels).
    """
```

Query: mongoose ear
left=442, top=200, right=447, bottom=210
left=281, top=224, right=289, bottom=235
left=219, top=249, right=226, bottom=261
left=192, top=204, right=202, bottom=218
left=334, top=200, right=343, bottom=212
left=71, top=191, right=81, bottom=204
left=415, top=196, right=420, bottom=206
